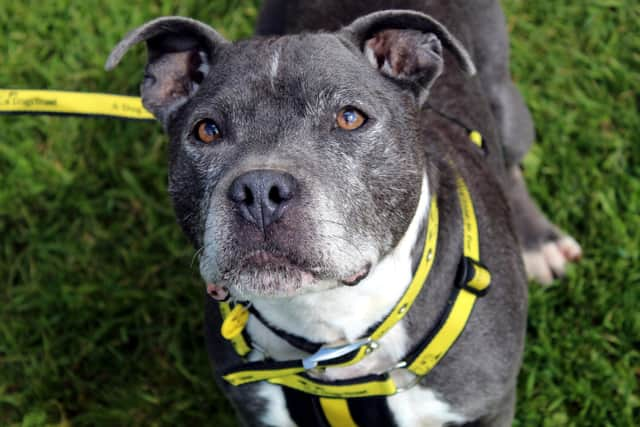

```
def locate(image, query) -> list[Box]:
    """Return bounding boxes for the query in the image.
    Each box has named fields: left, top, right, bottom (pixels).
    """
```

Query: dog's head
left=107, top=11, right=474, bottom=299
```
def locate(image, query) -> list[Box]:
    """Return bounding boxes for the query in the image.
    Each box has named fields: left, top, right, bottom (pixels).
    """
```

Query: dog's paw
left=522, top=235, right=582, bottom=285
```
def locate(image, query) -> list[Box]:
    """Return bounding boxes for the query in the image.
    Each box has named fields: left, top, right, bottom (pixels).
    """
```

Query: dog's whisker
left=191, top=246, right=204, bottom=269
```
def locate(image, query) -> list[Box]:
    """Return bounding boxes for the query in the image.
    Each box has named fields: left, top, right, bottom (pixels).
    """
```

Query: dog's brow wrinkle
left=305, top=88, right=332, bottom=117
left=270, top=50, right=280, bottom=79
left=269, top=41, right=281, bottom=90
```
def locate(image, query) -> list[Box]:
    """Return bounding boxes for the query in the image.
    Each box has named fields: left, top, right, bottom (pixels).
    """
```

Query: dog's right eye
left=194, top=119, right=222, bottom=144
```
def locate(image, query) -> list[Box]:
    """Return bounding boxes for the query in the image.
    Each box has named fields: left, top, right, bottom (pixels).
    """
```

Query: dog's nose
left=228, top=170, right=298, bottom=231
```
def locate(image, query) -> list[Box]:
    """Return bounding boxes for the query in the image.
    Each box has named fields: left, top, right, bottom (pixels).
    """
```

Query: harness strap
left=319, top=398, right=358, bottom=427
left=268, top=372, right=398, bottom=398
left=282, top=388, right=397, bottom=427
left=404, top=178, right=491, bottom=376
left=248, top=305, right=323, bottom=353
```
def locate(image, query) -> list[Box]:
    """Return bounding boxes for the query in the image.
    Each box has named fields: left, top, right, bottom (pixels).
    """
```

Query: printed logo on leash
left=0, top=89, right=154, bottom=120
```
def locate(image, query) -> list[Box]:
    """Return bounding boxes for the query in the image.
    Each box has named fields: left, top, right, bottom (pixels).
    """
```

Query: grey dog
left=106, top=0, right=581, bottom=425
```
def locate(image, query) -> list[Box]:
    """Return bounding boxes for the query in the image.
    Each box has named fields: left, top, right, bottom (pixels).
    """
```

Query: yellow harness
left=218, top=175, right=491, bottom=425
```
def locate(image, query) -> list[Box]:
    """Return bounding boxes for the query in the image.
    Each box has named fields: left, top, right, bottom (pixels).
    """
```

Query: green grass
left=0, top=1, right=638, bottom=426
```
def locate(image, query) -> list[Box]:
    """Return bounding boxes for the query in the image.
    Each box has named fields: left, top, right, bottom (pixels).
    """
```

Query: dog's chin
left=222, top=266, right=332, bottom=299
left=209, top=250, right=372, bottom=300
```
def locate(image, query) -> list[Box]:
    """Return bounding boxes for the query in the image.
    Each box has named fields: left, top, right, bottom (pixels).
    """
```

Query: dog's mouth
left=214, top=250, right=318, bottom=298
left=243, top=250, right=306, bottom=270
left=206, top=250, right=372, bottom=299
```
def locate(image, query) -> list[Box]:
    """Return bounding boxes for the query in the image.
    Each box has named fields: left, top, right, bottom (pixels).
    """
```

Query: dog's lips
left=213, top=250, right=372, bottom=297
left=230, top=249, right=319, bottom=280
left=241, top=251, right=370, bottom=286
left=341, top=263, right=371, bottom=286
left=244, top=250, right=299, bottom=268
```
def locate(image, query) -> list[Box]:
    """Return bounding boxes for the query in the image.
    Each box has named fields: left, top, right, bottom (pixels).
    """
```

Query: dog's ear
left=342, top=10, right=476, bottom=104
left=105, top=17, right=229, bottom=123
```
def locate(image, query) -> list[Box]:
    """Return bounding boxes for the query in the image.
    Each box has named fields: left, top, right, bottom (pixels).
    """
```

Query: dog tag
left=221, top=304, right=250, bottom=340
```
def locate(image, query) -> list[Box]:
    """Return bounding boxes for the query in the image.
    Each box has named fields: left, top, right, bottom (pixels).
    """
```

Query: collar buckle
left=302, top=338, right=373, bottom=370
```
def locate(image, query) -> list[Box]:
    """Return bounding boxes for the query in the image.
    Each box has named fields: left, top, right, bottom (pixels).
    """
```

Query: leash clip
left=302, top=338, right=373, bottom=370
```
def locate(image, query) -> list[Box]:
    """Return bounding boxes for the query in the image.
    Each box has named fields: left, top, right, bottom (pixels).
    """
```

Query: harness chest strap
left=217, top=178, right=491, bottom=399
left=319, top=397, right=359, bottom=427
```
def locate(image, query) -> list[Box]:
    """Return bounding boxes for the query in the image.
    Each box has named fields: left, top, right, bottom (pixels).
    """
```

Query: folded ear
left=342, top=10, right=476, bottom=104
left=105, top=17, right=229, bottom=123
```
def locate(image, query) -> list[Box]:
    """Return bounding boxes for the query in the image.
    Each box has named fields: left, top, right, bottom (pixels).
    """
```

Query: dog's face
left=106, top=12, right=474, bottom=299
left=172, top=34, right=425, bottom=299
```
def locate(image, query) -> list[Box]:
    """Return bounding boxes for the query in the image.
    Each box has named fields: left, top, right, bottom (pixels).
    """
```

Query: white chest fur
left=387, top=388, right=467, bottom=427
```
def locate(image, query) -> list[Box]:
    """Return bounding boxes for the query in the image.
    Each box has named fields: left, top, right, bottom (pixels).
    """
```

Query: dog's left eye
left=337, top=107, right=367, bottom=131
left=194, top=119, right=222, bottom=144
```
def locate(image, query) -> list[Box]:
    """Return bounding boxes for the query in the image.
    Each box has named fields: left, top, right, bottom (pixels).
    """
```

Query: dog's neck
left=247, top=174, right=431, bottom=349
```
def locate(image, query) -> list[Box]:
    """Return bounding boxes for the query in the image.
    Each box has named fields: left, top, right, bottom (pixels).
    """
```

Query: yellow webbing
left=319, top=398, right=359, bottom=427
left=406, top=178, right=490, bottom=376
left=406, top=290, right=476, bottom=375
left=268, top=374, right=397, bottom=398
left=0, top=89, right=153, bottom=120
left=225, top=366, right=304, bottom=385
left=457, top=177, right=481, bottom=261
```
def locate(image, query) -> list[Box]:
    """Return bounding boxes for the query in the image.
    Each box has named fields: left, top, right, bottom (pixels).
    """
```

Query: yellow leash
left=0, top=89, right=153, bottom=120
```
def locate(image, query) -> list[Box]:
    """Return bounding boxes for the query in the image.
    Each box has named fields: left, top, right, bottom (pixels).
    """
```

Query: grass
left=0, top=1, right=638, bottom=426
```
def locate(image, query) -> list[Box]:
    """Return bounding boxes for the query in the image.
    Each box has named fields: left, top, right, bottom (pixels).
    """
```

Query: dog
left=106, top=0, right=581, bottom=425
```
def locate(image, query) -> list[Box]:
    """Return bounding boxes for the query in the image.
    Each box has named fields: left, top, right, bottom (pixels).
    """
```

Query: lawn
left=1, top=1, right=638, bottom=426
